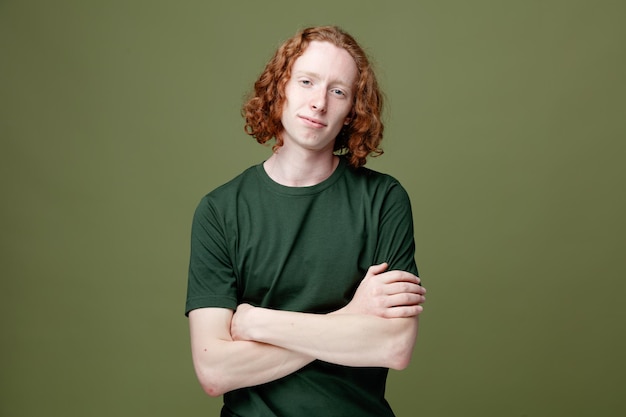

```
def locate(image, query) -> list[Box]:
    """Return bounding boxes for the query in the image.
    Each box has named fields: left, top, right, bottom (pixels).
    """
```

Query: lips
left=299, top=115, right=327, bottom=128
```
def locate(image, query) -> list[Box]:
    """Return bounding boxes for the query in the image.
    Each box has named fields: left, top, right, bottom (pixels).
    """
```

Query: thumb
left=367, top=262, right=389, bottom=275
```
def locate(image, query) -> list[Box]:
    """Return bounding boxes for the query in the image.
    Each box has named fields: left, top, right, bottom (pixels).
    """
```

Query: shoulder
left=193, top=164, right=261, bottom=219
left=350, top=165, right=397, bottom=183
left=340, top=162, right=414, bottom=217
left=200, top=165, right=260, bottom=202
left=209, top=165, right=259, bottom=196
left=344, top=160, right=409, bottom=197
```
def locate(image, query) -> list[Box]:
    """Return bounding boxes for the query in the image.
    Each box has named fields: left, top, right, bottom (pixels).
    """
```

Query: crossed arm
left=188, top=263, right=426, bottom=397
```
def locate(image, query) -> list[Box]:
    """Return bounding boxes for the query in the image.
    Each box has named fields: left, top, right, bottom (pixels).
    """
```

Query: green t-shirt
left=186, top=157, right=418, bottom=417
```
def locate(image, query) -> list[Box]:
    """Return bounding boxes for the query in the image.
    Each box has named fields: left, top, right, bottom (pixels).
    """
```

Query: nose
left=310, top=90, right=327, bottom=113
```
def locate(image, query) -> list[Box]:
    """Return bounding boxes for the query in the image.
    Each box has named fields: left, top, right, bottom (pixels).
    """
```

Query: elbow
left=386, top=345, right=414, bottom=370
left=196, top=367, right=230, bottom=397
left=201, top=382, right=226, bottom=398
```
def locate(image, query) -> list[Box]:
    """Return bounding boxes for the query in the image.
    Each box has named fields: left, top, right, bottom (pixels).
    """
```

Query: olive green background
left=2, top=0, right=625, bottom=416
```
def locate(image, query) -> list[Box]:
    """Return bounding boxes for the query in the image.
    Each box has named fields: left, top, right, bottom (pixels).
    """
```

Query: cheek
left=283, top=83, right=300, bottom=104
left=279, top=96, right=293, bottom=123
left=332, top=104, right=353, bottom=124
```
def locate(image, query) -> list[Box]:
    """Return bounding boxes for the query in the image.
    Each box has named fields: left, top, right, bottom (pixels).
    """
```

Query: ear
left=344, top=109, right=355, bottom=125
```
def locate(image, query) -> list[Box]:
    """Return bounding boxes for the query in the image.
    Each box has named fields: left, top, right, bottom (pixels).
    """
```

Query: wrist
left=232, top=303, right=261, bottom=341
left=241, top=304, right=267, bottom=341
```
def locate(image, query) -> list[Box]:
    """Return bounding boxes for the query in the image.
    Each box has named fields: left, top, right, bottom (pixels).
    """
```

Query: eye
left=330, top=88, right=347, bottom=97
left=299, top=79, right=312, bottom=87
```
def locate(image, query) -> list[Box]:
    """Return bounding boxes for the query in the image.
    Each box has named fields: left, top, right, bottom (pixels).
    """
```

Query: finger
left=383, top=282, right=425, bottom=296
left=379, top=270, right=421, bottom=285
left=367, top=262, right=389, bottom=276
left=382, top=304, right=424, bottom=319
left=380, top=293, right=425, bottom=309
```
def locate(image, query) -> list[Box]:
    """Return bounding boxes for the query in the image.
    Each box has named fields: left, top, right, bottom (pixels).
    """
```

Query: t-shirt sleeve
left=185, top=195, right=239, bottom=316
left=373, top=180, right=419, bottom=277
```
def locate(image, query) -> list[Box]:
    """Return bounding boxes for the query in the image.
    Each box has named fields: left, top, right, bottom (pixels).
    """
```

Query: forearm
left=189, top=309, right=314, bottom=396
left=235, top=307, right=419, bottom=370
left=192, top=339, right=313, bottom=396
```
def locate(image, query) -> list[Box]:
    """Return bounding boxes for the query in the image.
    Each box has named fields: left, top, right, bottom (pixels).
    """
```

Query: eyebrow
left=295, top=70, right=354, bottom=90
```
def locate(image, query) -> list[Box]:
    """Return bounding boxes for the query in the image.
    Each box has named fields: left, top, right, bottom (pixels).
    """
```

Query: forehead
left=291, top=41, right=358, bottom=86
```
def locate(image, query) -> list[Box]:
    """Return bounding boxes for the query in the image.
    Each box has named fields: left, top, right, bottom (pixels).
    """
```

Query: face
left=279, top=41, right=358, bottom=154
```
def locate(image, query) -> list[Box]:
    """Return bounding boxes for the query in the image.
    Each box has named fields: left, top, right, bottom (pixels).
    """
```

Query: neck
left=264, top=149, right=339, bottom=187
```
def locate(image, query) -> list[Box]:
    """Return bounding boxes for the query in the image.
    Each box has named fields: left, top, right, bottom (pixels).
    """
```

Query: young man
left=185, top=26, right=426, bottom=416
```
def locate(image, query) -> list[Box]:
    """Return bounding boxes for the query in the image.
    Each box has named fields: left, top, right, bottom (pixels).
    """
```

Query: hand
left=339, top=263, right=426, bottom=318
left=230, top=303, right=255, bottom=341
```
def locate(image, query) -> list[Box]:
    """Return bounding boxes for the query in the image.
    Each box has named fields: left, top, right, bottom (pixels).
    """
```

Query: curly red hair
left=242, top=26, right=384, bottom=168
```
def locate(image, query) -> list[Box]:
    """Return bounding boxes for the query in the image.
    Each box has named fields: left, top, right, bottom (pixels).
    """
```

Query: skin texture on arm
left=189, top=307, right=314, bottom=397
left=189, top=263, right=425, bottom=396
left=231, top=263, right=424, bottom=370
left=232, top=306, right=419, bottom=370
